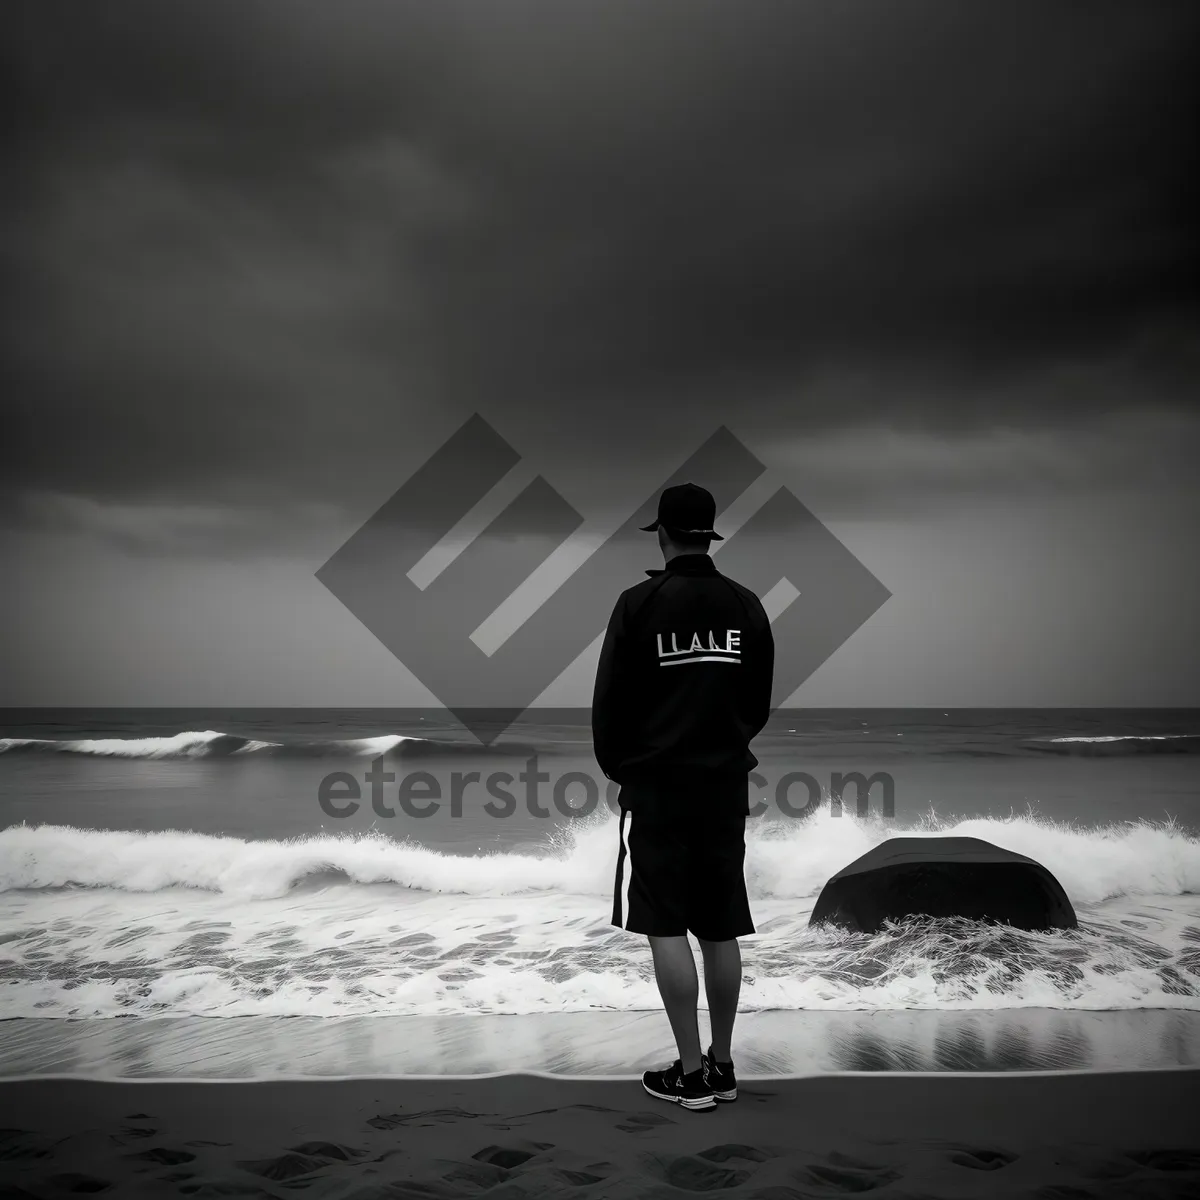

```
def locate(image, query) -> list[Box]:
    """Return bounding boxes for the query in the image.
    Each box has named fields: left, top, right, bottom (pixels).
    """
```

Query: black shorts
left=611, top=779, right=755, bottom=940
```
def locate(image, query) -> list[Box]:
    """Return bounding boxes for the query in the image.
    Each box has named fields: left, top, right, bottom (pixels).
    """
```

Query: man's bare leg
left=647, top=935, right=703, bottom=1074
left=697, top=936, right=741, bottom=1061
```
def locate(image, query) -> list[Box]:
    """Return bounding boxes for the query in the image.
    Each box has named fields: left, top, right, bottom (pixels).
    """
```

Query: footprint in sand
left=110, top=1125, right=157, bottom=1144
left=948, top=1146, right=1018, bottom=1171
left=664, top=1156, right=755, bottom=1191
left=615, top=1110, right=677, bottom=1133
left=287, top=1140, right=361, bottom=1161
left=1127, top=1148, right=1200, bottom=1172
left=236, top=1150, right=339, bottom=1182
left=471, top=1142, right=555, bottom=1169
left=464, top=1143, right=607, bottom=1188
left=697, top=1143, right=775, bottom=1164
left=233, top=1139, right=366, bottom=1184
left=0, top=1128, right=58, bottom=1161
left=440, top=1158, right=513, bottom=1189
left=125, top=1146, right=195, bottom=1166
left=800, top=1161, right=903, bottom=1191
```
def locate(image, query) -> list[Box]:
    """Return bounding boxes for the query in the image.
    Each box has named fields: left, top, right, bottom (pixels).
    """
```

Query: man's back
left=591, top=553, right=774, bottom=787
left=599, top=484, right=768, bottom=1099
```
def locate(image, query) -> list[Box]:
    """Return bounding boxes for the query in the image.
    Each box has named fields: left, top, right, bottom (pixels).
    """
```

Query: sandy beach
left=0, top=1069, right=1197, bottom=1198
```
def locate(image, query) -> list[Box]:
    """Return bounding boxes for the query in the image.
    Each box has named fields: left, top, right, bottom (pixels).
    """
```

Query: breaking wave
left=0, top=730, right=528, bottom=759
left=1024, top=734, right=1200, bottom=756
left=2, top=810, right=1196, bottom=903
left=1, top=812, right=1198, bottom=1017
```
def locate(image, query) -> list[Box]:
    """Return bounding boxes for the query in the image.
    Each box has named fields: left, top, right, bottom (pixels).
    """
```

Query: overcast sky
left=3, top=1, right=1198, bottom=708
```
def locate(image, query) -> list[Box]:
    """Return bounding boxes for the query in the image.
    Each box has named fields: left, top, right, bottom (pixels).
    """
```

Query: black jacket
left=591, top=553, right=775, bottom=785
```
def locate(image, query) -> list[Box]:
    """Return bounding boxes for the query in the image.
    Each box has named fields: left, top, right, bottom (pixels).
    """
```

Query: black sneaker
left=703, top=1045, right=737, bottom=1102
left=641, top=1058, right=716, bottom=1111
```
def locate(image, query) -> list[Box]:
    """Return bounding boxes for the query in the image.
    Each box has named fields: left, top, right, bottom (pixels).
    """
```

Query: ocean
left=1, top=708, right=1198, bottom=1077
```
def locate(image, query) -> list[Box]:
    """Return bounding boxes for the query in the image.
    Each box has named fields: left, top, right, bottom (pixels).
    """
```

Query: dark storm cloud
left=3, top=0, right=1198, bottom=519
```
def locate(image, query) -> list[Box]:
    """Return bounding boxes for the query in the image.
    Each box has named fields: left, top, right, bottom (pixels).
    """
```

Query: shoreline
left=3, top=1007, right=1198, bottom=1080
left=5, top=1064, right=1200, bottom=1083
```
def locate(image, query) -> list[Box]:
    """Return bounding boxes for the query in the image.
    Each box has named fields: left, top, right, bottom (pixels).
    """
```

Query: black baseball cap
left=639, top=482, right=724, bottom=540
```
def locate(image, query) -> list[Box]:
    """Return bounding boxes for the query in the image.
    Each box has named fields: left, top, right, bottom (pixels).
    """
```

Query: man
left=592, top=482, right=775, bottom=1112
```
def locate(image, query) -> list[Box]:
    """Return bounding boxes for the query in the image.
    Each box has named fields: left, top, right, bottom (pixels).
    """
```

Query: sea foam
left=1, top=808, right=1196, bottom=903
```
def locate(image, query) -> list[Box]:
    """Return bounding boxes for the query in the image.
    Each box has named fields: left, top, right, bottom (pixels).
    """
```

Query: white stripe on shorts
left=620, top=809, right=634, bottom=929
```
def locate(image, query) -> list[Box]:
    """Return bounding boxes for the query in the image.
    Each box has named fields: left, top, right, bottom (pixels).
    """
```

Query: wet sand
left=0, top=1069, right=1197, bottom=1198
left=2, top=1007, right=1198, bottom=1079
